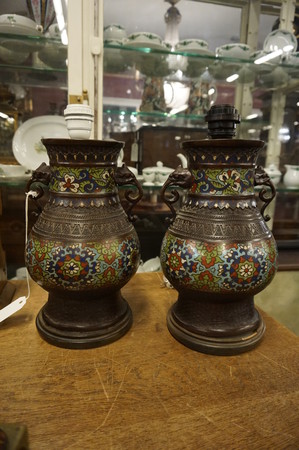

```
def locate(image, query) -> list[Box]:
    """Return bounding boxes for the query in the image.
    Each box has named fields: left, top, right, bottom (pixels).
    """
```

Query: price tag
left=0, top=296, right=27, bottom=322
left=131, top=142, right=138, bottom=162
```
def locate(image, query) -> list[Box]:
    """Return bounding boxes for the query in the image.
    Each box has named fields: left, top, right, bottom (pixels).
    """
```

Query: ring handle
left=114, top=164, right=143, bottom=222
left=25, top=162, right=51, bottom=215
left=160, top=166, right=194, bottom=224
left=254, top=165, right=276, bottom=222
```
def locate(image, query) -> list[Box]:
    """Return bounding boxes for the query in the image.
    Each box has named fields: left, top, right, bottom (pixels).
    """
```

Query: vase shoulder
left=42, top=138, right=123, bottom=166
left=170, top=206, right=272, bottom=242
left=182, top=138, right=264, bottom=148
left=31, top=201, right=134, bottom=242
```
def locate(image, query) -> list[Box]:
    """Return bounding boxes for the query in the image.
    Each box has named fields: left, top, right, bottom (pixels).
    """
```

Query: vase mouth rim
left=42, top=138, right=124, bottom=149
left=182, top=138, right=264, bottom=149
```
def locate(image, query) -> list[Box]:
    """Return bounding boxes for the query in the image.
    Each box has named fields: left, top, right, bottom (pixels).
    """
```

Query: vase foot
left=167, top=307, right=265, bottom=356
left=36, top=296, right=133, bottom=349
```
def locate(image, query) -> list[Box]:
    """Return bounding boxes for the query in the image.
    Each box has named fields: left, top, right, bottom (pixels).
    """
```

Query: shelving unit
left=0, top=33, right=67, bottom=87
left=0, top=0, right=298, bottom=272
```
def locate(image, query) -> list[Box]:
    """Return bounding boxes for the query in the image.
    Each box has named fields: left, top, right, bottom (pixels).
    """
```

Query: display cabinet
left=0, top=0, right=298, bottom=276
left=0, top=9, right=68, bottom=277
left=100, top=0, right=299, bottom=265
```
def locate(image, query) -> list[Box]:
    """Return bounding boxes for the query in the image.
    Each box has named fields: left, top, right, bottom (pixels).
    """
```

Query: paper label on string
left=0, top=296, right=27, bottom=323
left=131, top=142, right=138, bottom=162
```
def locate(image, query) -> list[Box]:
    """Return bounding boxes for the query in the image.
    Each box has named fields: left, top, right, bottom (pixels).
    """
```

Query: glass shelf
left=0, top=64, right=67, bottom=89
left=104, top=43, right=299, bottom=84
left=103, top=43, right=298, bottom=138
left=102, top=107, right=276, bottom=126
left=0, top=31, right=52, bottom=48
left=0, top=32, right=67, bottom=89
left=103, top=108, right=207, bottom=127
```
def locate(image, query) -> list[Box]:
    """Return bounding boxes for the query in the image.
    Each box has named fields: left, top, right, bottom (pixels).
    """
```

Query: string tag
left=0, top=189, right=38, bottom=323
left=0, top=296, right=27, bottom=323
left=131, top=142, right=138, bottom=162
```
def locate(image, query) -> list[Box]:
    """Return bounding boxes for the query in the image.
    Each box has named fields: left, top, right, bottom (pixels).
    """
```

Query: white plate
left=13, top=116, right=69, bottom=170
left=263, top=29, right=297, bottom=53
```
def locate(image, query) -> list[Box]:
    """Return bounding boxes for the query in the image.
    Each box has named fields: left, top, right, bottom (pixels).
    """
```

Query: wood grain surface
left=0, top=273, right=298, bottom=450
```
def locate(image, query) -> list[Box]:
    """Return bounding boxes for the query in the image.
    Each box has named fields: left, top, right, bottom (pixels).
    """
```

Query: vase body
left=25, top=138, right=141, bottom=349
left=160, top=138, right=278, bottom=355
left=139, top=76, right=167, bottom=118
left=185, top=78, right=216, bottom=116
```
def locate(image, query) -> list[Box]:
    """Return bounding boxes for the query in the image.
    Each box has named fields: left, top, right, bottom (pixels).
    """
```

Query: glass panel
left=102, top=0, right=299, bottom=255
left=0, top=2, right=68, bottom=165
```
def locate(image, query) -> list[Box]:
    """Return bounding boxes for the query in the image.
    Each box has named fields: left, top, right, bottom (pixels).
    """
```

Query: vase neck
left=49, top=165, right=117, bottom=195
left=189, top=166, right=255, bottom=198
left=182, top=140, right=263, bottom=204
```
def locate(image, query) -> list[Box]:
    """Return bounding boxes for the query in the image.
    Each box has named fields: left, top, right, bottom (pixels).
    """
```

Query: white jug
left=283, top=164, right=299, bottom=188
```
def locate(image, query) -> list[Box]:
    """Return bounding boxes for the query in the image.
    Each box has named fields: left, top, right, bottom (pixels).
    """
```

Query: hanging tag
left=0, top=296, right=27, bottom=323
left=131, top=142, right=138, bottom=162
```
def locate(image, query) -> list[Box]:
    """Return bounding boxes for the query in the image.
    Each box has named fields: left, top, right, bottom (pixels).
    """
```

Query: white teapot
left=283, top=164, right=299, bottom=188
left=176, top=153, right=188, bottom=168
left=142, top=161, right=174, bottom=185
left=117, top=148, right=138, bottom=177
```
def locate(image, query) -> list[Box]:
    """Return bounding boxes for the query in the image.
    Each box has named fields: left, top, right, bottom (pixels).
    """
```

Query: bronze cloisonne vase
left=25, top=138, right=142, bottom=349
left=160, top=105, right=278, bottom=355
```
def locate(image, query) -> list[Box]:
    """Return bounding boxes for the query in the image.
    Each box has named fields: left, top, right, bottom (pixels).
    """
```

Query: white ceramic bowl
left=142, top=162, right=174, bottom=184
left=104, top=24, right=127, bottom=41
left=104, top=39, right=128, bottom=72
left=0, top=45, right=30, bottom=64
left=48, top=23, right=60, bottom=39
left=38, top=43, right=67, bottom=69
left=216, top=43, right=251, bottom=60
left=104, top=38, right=123, bottom=47
left=155, top=164, right=174, bottom=184
left=0, top=14, right=42, bottom=33
left=175, top=39, right=213, bottom=76
left=0, top=14, right=44, bottom=52
left=126, top=32, right=164, bottom=49
left=259, top=66, right=289, bottom=88
left=142, top=168, right=156, bottom=183
left=284, top=51, right=299, bottom=67
left=176, top=39, right=209, bottom=54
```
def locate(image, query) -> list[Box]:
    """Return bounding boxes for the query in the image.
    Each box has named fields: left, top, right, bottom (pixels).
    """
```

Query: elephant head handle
left=25, top=162, right=51, bottom=215
left=160, top=166, right=194, bottom=224
left=254, top=165, right=276, bottom=222
left=114, top=164, right=143, bottom=222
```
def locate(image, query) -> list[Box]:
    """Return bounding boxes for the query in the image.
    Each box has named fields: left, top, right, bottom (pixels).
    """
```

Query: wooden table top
left=1, top=273, right=299, bottom=450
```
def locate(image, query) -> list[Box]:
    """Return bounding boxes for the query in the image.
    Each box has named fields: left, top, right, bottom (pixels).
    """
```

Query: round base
left=36, top=301, right=133, bottom=350
left=167, top=308, right=265, bottom=356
